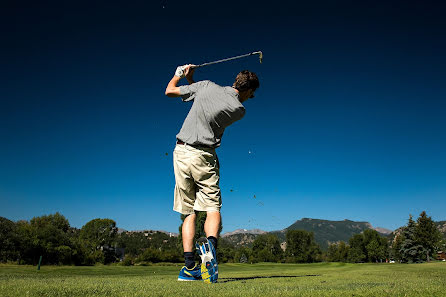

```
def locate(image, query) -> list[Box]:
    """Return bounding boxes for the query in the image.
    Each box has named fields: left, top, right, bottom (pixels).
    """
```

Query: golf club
left=192, top=51, right=263, bottom=69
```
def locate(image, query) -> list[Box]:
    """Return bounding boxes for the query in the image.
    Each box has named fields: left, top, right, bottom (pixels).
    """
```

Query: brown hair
left=233, top=70, right=260, bottom=92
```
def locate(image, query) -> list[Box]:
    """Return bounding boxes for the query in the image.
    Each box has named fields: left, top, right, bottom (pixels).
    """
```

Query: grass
left=1, top=262, right=445, bottom=296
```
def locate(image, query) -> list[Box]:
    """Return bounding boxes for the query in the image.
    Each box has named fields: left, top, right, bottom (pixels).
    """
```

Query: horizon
left=2, top=1, right=445, bottom=233
left=1, top=211, right=440, bottom=234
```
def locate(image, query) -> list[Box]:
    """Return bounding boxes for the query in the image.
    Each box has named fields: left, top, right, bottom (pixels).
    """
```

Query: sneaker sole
left=200, top=262, right=213, bottom=283
left=177, top=278, right=201, bottom=281
left=196, top=239, right=218, bottom=283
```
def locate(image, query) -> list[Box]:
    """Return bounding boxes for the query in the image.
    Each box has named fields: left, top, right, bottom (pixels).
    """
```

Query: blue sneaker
left=196, top=238, right=218, bottom=283
left=177, top=264, right=202, bottom=281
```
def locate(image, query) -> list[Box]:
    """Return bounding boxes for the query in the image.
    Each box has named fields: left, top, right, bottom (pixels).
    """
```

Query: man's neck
left=232, top=87, right=245, bottom=102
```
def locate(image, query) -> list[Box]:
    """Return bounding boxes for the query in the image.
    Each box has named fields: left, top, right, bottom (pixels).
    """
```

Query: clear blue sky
left=1, top=0, right=445, bottom=233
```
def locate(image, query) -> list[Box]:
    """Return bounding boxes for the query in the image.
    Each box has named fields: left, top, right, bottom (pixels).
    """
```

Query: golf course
left=1, top=262, right=445, bottom=296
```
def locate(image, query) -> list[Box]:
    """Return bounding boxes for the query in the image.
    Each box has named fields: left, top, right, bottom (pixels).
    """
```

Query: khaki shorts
left=173, top=143, right=221, bottom=215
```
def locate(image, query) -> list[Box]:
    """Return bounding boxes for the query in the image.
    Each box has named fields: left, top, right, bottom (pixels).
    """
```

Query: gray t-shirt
left=177, top=80, right=245, bottom=148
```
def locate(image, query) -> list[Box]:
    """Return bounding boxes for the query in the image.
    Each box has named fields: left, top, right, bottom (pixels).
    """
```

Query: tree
left=80, top=218, right=117, bottom=264
left=414, top=211, right=442, bottom=262
left=348, top=234, right=366, bottom=263
left=363, top=229, right=388, bottom=262
left=391, top=232, right=404, bottom=262
left=234, top=247, right=253, bottom=263
left=16, top=213, right=74, bottom=265
left=252, top=234, right=283, bottom=262
left=327, top=243, right=339, bottom=262
left=400, top=215, right=425, bottom=263
left=0, top=217, right=20, bottom=262
left=217, top=238, right=236, bottom=263
left=337, top=241, right=349, bottom=262
left=285, top=230, right=320, bottom=263
left=116, top=232, right=148, bottom=256
left=327, top=241, right=349, bottom=262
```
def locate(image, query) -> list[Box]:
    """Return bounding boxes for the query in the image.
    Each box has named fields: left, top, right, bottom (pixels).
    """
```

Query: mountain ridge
left=223, top=217, right=445, bottom=250
left=223, top=218, right=394, bottom=250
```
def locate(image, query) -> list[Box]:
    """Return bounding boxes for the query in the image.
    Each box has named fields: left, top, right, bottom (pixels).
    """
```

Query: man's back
left=177, top=80, right=245, bottom=148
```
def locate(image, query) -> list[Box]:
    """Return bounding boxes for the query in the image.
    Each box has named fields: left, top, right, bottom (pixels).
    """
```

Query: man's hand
left=166, top=64, right=197, bottom=97
left=184, top=65, right=195, bottom=84
left=175, top=64, right=196, bottom=84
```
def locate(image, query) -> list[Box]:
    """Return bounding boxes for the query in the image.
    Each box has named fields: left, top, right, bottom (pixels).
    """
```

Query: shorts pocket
left=200, top=151, right=218, bottom=169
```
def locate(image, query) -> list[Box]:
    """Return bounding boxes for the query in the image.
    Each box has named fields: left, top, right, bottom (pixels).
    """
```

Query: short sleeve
left=179, top=80, right=209, bottom=102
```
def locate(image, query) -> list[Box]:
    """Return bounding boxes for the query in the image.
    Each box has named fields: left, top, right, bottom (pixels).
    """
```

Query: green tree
left=348, top=234, right=366, bottom=263
left=136, top=247, right=162, bottom=263
left=414, top=211, right=442, bottom=262
left=217, top=238, right=236, bottom=263
left=400, top=215, right=425, bottom=263
left=391, top=232, right=404, bottom=262
left=80, top=218, right=117, bottom=264
left=327, top=243, right=339, bottom=262
left=327, top=241, right=349, bottom=262
left=285, top=230, right=320, bottom=263
left=337, top=241, right=349, bottom=262
left=14, top=220, right=34, bottom=264
left=68, top=228, right=92, bottom=265
left=251, top=234, right=283, bottom=262
left=22, top=213, right=74, bottom=265
left=116, top=232, right=148, bottom=256
left=363, top=229, right=388, bottom=262
left=234, top=247, right=253, bottom=263
left=0, top=217, right=20, bottom=262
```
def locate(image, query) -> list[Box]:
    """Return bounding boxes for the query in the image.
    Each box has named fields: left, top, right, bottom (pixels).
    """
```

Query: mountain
left=117, top=228, right=178, bottom=237
left=221, top=229, right=267, bottom=248
left=223, top=218, right=393, bottom=250
left=373, top=227, right=392, bottom=235
left=277, top=218, right=391, bottom=249
left=435, top=221, right=446, bottom=238
left=221, top=233, right=260, bottom=248
left=222, top=229, right=267, bottom=237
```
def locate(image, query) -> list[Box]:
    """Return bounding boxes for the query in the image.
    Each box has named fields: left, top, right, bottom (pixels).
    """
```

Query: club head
left=252, top=51, right=263, bottom=64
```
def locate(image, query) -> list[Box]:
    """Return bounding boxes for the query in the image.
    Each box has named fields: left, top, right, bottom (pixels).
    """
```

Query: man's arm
left=165, top=64, right=195, bottom=97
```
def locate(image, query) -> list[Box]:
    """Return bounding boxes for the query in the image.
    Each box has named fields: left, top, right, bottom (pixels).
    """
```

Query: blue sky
left=1, top=0, right=445, bottom=233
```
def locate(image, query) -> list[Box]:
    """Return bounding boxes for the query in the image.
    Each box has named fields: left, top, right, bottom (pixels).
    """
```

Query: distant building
left=437, top=251, right=446, bottom=261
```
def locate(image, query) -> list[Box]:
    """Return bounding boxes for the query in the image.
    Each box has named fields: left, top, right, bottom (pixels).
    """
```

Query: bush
left=121, top=256, right=134, bottom=266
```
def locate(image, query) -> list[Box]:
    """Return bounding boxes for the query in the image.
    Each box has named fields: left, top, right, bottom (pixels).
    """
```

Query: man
left=165, top=64, right=259, bottom=283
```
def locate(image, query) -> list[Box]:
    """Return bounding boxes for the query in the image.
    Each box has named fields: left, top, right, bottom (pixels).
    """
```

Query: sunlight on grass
left=1, top=262, right=445, bottom=296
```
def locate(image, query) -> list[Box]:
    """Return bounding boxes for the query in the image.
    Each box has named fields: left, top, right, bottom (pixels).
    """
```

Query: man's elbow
left=165, top=86, right=180, bottom=97
left=165, top=89, right=176, bottom=97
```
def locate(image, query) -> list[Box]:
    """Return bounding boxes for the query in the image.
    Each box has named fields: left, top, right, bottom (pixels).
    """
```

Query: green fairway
left=1, top=262, right=445, bottom=297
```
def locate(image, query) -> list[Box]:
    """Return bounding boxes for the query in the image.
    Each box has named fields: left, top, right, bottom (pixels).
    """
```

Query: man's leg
left=195, top=211, right=220, bottom=283
left=182, top=213, right=196, bottom=268
left=204, top=211, right=220, bottom=251
left=178, top=212, right=202, bottom=281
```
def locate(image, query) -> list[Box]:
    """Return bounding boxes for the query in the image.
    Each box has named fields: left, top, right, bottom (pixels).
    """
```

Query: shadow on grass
left=218, top=274, right=321, bottom=283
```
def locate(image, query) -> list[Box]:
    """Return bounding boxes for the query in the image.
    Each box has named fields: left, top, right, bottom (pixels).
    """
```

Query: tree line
left=0, top=213, right=180, bottom=265
left=0, top=211, right=443, bottom=265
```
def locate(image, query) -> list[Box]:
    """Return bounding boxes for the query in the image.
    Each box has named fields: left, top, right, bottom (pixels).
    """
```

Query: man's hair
left=233, top=70, right=259, bottom=92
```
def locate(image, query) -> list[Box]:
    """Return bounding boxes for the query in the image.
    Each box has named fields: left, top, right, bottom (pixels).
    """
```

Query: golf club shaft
left=193, top=51, right=262, bottom=68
